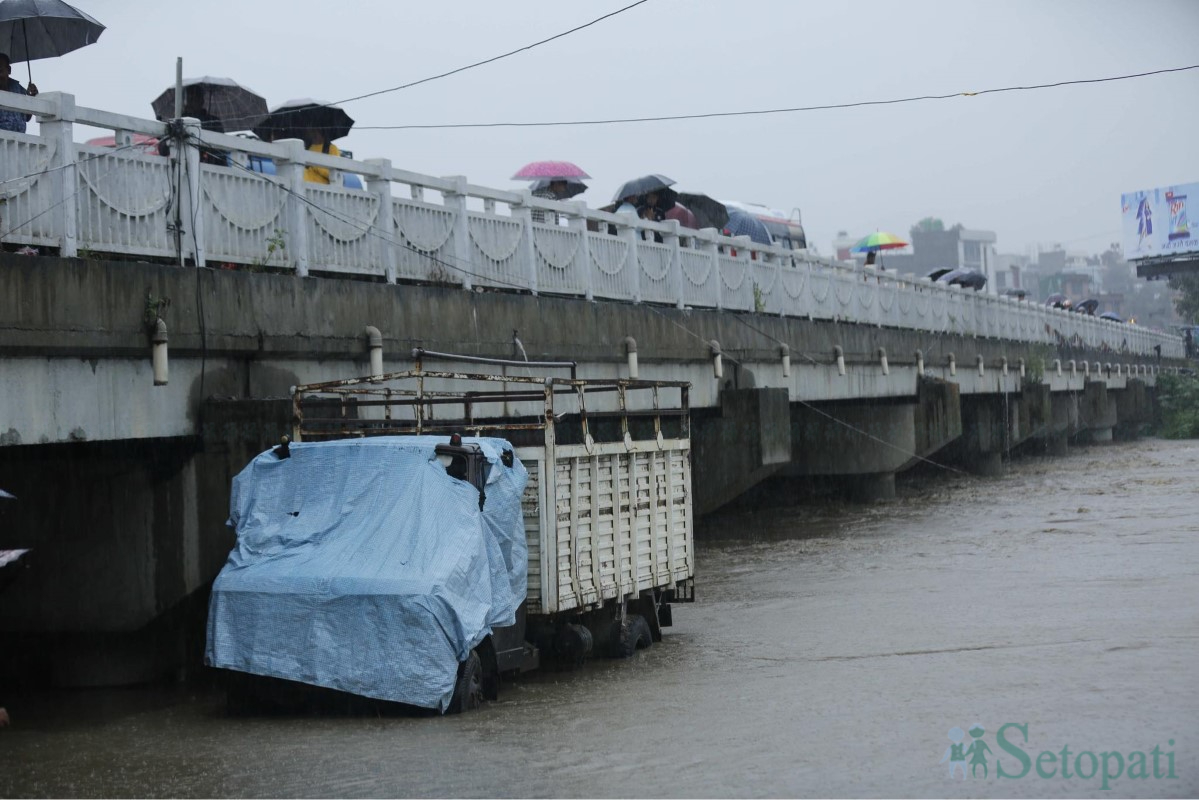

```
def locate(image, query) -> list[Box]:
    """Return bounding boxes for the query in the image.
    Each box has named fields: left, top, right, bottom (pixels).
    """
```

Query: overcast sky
left=16, top=0, right=1199, bottom=256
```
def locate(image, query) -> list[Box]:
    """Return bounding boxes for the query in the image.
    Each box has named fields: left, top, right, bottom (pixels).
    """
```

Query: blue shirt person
left=0, top=53, right=38, bottom=133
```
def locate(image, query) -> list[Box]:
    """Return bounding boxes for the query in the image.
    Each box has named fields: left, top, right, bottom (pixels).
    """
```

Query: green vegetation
left=1168, top=273, right=1199, bottom=323
left=251, top=229, right=287, bottom=271
left=1156, top=373, right=1199, bottom=439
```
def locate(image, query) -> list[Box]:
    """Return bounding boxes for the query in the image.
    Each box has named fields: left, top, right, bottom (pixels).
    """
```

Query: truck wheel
left=447, top=650, right=484, bottom=715
left=612, top=613, right=653, bottom=658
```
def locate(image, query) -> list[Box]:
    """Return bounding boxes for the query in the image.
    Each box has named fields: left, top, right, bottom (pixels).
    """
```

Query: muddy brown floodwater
left=2, top=438, right=1197, bottom=798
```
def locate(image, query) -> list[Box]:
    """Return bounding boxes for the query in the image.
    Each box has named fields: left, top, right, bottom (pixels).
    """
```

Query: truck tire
left=446, top=650, right=484, bottom=715
left=612, top=613, right=653, bottom=658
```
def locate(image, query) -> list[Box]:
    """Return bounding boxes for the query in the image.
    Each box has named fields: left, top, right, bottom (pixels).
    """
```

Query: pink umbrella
left=664, top=203, right=698, bottom=229
left=512, top=160, right=590, bottom=180
left=85, top=133, right=160, bottom=153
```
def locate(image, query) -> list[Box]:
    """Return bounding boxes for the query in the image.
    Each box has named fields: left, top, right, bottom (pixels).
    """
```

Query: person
left=1185, top=327, right=1195, bottom=359
left=531, top=179, right=569, bottom=224
left=302, top=128, right=340, bottom=184
left=0, top=53, right=38, bottom=134
left=864, top=251, right=876, bottom=266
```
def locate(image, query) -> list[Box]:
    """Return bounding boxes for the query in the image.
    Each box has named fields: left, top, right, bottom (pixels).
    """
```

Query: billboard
left=1121, top=182, right=1198, bottom=260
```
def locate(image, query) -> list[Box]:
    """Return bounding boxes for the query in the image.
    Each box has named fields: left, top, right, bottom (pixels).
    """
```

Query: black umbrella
left=151, top=76, right=267, bottom=133
left=676, top=192, right=728, bottom=230
left=529, top=177, right=587, bottom=199
left=1045, top=293, right=1071, bottom=309
left=937, top=269, right=987, bottom=290
left=926, top=268, right=954, bottom=282
left=612, top=174, right=674, bottom=203
left=253, top=98, right=354, bottom=143
left=0, top=0, right=103, bottom=83
left=1074, top=298, right=1099, bottom=315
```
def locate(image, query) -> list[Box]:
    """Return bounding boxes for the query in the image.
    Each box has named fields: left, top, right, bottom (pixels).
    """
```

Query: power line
left=0, top=140, right=145, bottom=190
left=353, top=64, right=1199, bottom=130
left=0, top=143, right=143, bottom=239
left=330, top=1, right=651, bottom=107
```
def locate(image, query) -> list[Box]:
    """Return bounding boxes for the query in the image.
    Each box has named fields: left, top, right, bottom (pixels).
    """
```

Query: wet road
left=2, top=438, right=1197, bottom=798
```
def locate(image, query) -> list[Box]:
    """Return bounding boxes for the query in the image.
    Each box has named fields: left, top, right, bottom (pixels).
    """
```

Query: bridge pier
left=0, top=400, right=290, bottom=688
left=944, top=395, right=1011, bottom=475
left=1077, top=380, right=1117, bottom=444
left=1113, top=379, right=1151, bottom=440
left=767, top=376, right=962, bottom=502
left=692, top=388, right=792, bottom=516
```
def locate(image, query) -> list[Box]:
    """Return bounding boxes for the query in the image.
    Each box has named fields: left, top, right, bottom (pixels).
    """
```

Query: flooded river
left=2, top=438, right=1197, bottom=798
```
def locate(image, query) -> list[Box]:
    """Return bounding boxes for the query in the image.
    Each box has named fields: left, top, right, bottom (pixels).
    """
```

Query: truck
left=206, top=351, right=696, bottom=713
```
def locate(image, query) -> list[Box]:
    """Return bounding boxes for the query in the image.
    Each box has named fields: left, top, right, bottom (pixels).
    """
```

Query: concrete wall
left=1, top=254, right=1176, bottom=448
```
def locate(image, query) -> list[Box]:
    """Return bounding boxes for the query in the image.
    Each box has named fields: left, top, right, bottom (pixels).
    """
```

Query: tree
left=1168, top=272, right=1199, bottom=322
left=910, top=217, right=944, bottom=237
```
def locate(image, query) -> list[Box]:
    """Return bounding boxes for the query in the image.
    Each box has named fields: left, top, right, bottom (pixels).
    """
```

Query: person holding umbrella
left=253, top=100, right=354, bottom=185
left=0, top=0, right=106, bottom=132
left=0, top=52, right=36, bottom=132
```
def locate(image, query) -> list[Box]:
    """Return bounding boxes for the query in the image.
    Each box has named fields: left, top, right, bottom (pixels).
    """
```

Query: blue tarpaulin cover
left=205, top=436, right=528, bottom=712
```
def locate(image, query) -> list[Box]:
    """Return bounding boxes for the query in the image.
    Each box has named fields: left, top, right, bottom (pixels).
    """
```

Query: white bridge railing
left=0, top=92, right=1184, bottom=358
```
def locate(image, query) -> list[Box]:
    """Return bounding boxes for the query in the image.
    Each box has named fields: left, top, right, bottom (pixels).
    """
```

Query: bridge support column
left=1114, top=379, right=1150, bottom=440
left=944, top=395, right=1010, bottom=475
left=691, top=388, right=792, bottom=516
left=774, top=376, right=961, bottom=501
left=1046, top=431, right=1069, bottom=456
left=1078, top=380, right=1116, bottom=443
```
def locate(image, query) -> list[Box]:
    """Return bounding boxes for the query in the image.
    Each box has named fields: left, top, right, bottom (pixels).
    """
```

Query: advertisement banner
left=1121, top=182, right=1198, bottom=260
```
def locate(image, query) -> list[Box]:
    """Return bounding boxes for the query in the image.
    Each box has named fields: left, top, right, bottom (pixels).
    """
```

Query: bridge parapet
left=0, top=92, right=1183, bottom=358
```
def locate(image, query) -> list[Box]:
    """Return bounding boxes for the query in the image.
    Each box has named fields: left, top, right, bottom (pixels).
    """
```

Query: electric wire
left=355, top=64, right=1199, bottom=130
left=206, top=1, right=652, bottom=133
left=181, top=148, right=208, bottom=434
left=0, top=139, right=144, bottom=190
left=0, top=143, right=143, bottom=239
left=330, top=1, right=651, bottom=107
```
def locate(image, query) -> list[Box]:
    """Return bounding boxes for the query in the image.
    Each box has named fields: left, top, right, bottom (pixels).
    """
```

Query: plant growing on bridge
left=251, top=229, right=287, bottom=272
left=1023, top=344, right=1053, bottom=385
left=752, top=281, right=765, bottom=314
left=143, top=290, right=169, bottom=333
left=1155, top=372, right=1199, bottom=439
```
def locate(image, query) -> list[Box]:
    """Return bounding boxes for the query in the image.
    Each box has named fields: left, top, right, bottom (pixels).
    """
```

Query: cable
left=181, top=148, right=209, bottom=435
left=0, top=140, right=145, bottom=190
left=212, top=138, right=537, bottom=292
left=0, top=146, right=140, bottom=239
left=204, top=1, right=652, bottom=134
left=793, top=397, right=969, bottom=476
left=355, top=64, right=1199, bottom=130
left=331, top=1, right=651, bottom=107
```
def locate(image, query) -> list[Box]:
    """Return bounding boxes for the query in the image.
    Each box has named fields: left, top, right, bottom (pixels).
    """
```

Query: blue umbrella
left=1099, top=311, right=1124, bottom=322
left=722, top=207, right=772, bottom=245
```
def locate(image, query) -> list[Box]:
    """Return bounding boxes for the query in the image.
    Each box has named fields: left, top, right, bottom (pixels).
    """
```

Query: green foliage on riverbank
left=1157, top=373, right=1199, bottom=438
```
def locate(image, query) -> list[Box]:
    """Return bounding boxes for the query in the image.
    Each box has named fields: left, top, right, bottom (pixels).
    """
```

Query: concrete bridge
left=0, top=92, right=1186, bottom=687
